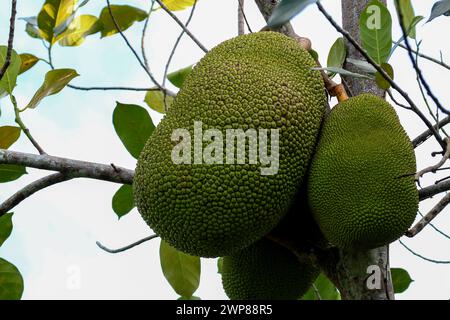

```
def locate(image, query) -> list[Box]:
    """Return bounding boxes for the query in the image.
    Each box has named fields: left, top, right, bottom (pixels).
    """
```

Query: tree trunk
left=254, top=0, right=395, bottom=300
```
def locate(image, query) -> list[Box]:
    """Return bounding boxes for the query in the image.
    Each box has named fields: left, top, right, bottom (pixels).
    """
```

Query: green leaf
left=112, top=185, right=135, bottom=219
left=391, top=268, right=413, bottom=294
left=37, top=0, right=77, bottom=44
left=217, top=257, right=223, bottom=275
left=359, top=0, right=392, bottom=64
left=144, top=90, right=174, bottom=114
left=0, top=212, right=14, bottom=247
left=160, top=240, right=201, bottom=298
left=375, top=63, right=394, bottom=90
left=26, top=69, right=79, bottom=109
left=428, top=0, right=450, bottom=22
left=394, top=0, right=417, bottom=38
left=160, top=0, right=197, bottom=11
left=59, top=15, right=102, bottom=47
left=0, top=47, right=21, bottom=94
left=167, top=65, right=193, bottom=88
left=0, top=258, right=24, bottom=300
left=19, top=53, right=40, bottom=75
left=98, top=5, right=148, bottom=38
left=0, top=126, right=21, bottom=149
left=267, top=0, right=319, bottom=28
left=178, top=295, right=201, bottom=300
left=327, top=38, right=346, bottom=78
left=0, top=165, right=27, bottom=183
left=112, top=102, right=155, bottom=159
left=302, top=273, right=340, bottom=300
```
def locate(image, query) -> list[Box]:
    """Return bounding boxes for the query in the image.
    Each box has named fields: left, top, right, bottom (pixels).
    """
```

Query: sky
left=0, top=0, right=449, bottom=300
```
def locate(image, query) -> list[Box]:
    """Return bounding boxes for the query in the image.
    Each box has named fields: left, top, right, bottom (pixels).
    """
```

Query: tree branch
left=0, top=0, right=17, bottom=81
left=316, top=1, right=446, bottom=151
left=415, top=137, right=450, bottom=182
left=0, top=149, right=134, bottom=185
left=0, top=173, right=71, bottom=216
left=395, top=0, right=449, bottom=115
left=419, top=178, right=450, bottom=200
left=397, top=43, right=450, bottom=71
left=413, top=115, right=450, bottom=148
left=406, top=192, right=450, bottom=237
left=254, top=0, right=298, bottom=38
left=154, top=0, right=208, bottom=53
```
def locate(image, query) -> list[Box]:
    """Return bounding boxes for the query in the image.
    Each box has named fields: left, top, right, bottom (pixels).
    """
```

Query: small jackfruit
left=221, top=238, right=319, bottom=300
left=307, top=94, right=418, bottom=249
left=134, top=32, right=327, bottom=257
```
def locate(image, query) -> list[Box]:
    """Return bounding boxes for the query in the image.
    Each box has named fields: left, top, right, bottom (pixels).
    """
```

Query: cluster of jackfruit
left=133, top=31, right=418, bottom=300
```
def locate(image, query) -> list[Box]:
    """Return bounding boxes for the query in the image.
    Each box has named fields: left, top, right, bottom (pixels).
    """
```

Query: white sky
left=0, top=0, right=449, bottom=300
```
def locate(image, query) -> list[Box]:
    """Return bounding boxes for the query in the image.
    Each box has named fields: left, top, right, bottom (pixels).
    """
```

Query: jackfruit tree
left=0, top=0, right=449, bottom=301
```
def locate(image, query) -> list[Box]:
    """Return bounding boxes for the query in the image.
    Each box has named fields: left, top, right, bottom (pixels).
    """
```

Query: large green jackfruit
left=307, top=94, right=418, bottom=249
left=221, top=238, right=319, bottom=300
left=133, top=31, right=327, bottom=257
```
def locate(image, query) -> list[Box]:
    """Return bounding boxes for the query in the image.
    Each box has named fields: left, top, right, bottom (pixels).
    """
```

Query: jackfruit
left=307, top=94, right=418, bottom=249
left=221, top=238, right=319, bottom=300
left=134, top=31, right=327, bottom=257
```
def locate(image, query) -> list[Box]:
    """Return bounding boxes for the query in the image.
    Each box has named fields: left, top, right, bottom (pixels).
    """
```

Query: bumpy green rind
left=134, top=32, right=327, bottom=257
left=307, top=94, right=418, bottom=249
left=221, top=238, right=319, bottom=300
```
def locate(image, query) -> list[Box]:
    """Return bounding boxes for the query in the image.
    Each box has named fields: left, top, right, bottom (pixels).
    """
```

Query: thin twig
left=406, top=193, right=450, bottom=237
left=316, top=1, right=446, bottom=151
left=105, top=0, right=165, bottom=92
left=0, top=149, right=134, bottom=185
left=10, top=95, right=47, bottom=155
left=387, top=89, right=411, bottom=110
left=415, top=137, right=450, bottom=182
left=397, top=43, right=450, bottom=71
left=162, top=0, right=198, bottom=88
left=96, top=234, right=159, bottom=254
left=0, top=173, right=71, bottom=216
left=238, top=0, right=245, bottom=35
left=141, top=0, right=156, bottom=71
left=154, top=0, right=208, bottom=53
left=399, top=240, right=450, bottom=264
left=413, top=115, right=450, bottom=148
left=417, top=210, right=450, bottom=240
left=67, top=84, right=175, bottom=96
left=238, top=0, right=253, bottom=33
left=395, top=0, right=448, bottom=115
left=0, top=0, right=17, bottom=81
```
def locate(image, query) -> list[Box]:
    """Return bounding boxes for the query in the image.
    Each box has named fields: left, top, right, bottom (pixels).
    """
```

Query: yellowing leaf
left=98, top=5, right=147, bottom=38
left=37, top=0, right=77, bottom=44
left=0, top=126, right=21, bottom=149
left=26, top=69, right=79, bottom=109
left=161, top=0, right=197, bottom=11
left=19, top=53, right=39, bottom=75
left=59, top=15, right=102, bottom=46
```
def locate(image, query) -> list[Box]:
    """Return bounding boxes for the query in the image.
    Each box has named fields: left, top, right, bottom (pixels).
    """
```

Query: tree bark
left=341, top=0, right=385, bottom=97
